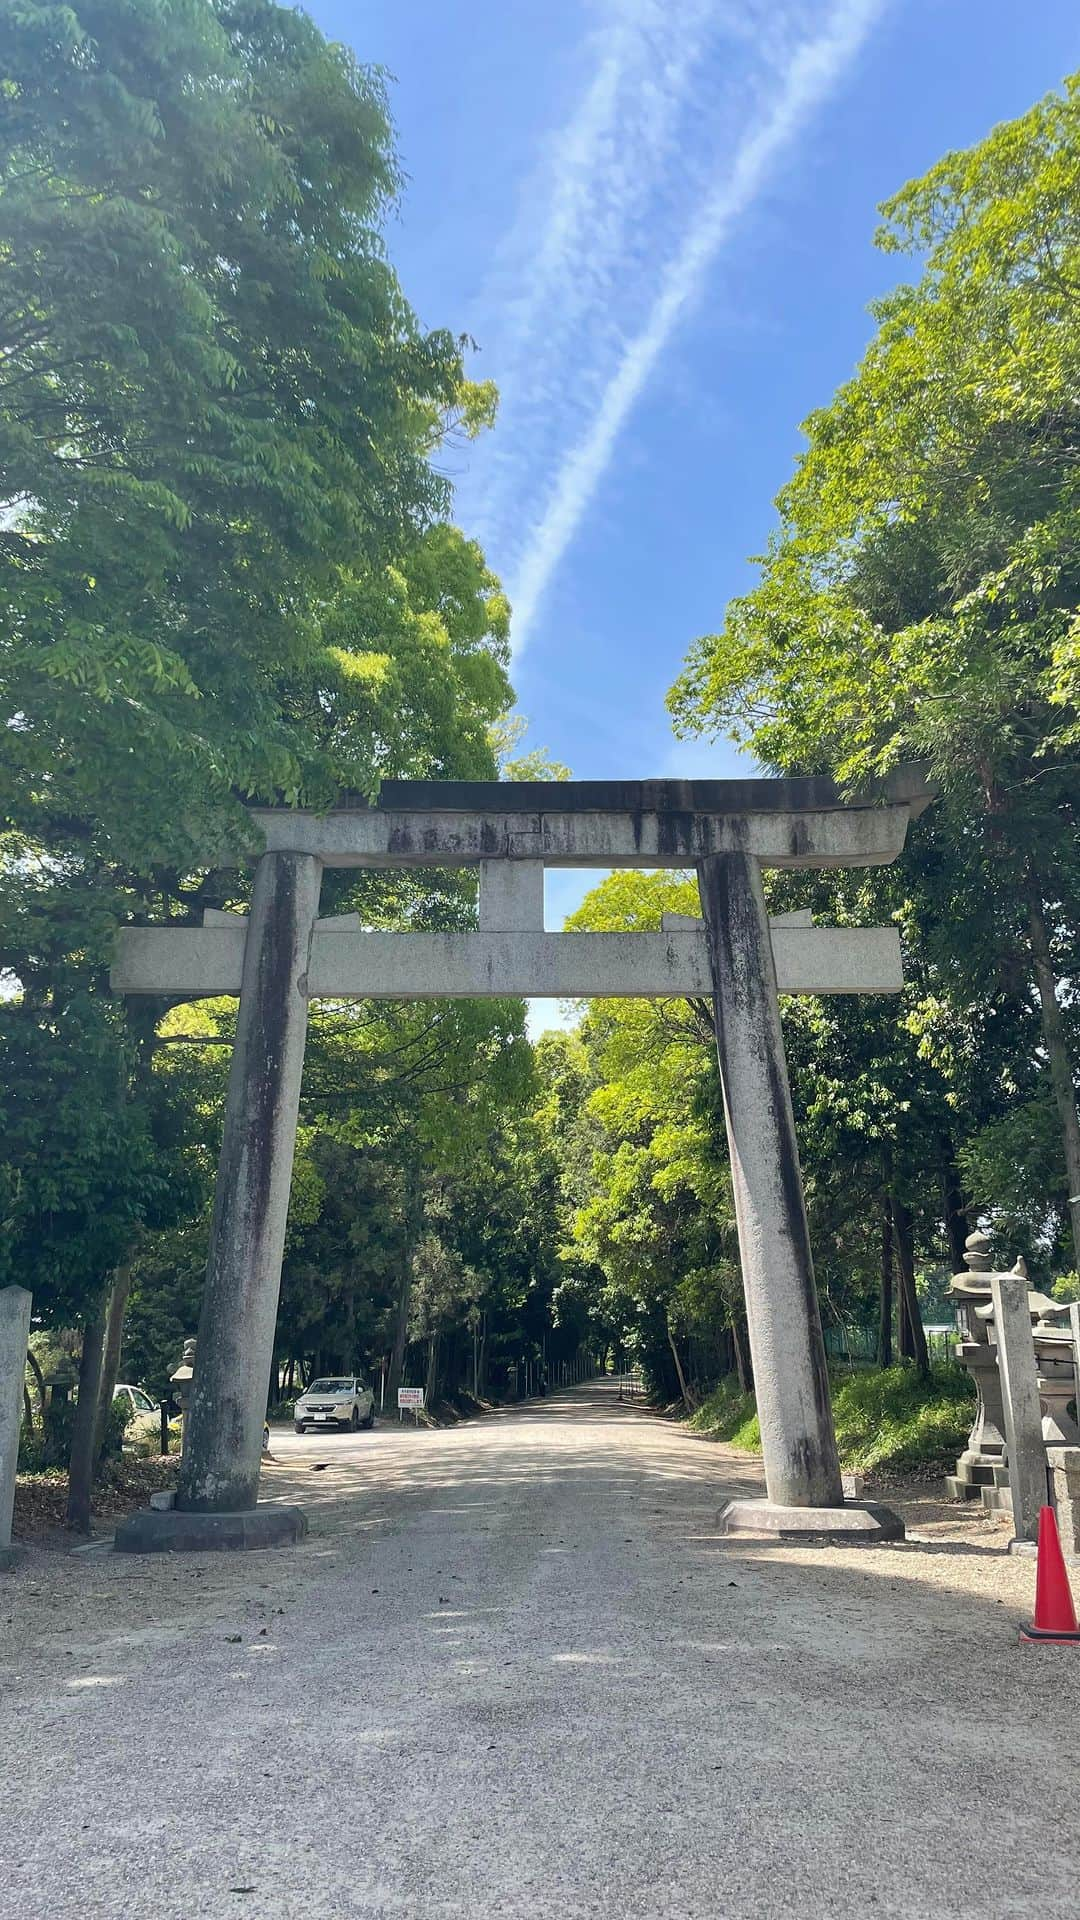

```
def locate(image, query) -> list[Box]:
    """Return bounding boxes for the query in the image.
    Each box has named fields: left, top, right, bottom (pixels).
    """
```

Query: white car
left=294, top=1375, right=376, bottom=1434
left=113, top=1383, right=159, bottom=1432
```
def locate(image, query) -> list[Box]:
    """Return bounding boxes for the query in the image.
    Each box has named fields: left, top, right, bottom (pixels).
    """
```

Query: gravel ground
left=2, top=1379, right=1077, bottom=1920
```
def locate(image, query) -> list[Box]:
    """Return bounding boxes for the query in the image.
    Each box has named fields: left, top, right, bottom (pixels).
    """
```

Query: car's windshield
left=307, top=1378, right=352, bottom=1394
left=131, top=1389, right=156, bottom=1413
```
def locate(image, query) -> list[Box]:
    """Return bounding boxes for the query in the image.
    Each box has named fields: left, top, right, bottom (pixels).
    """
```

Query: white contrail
left=507, top=0, right=885, bottom=656
left=466, top=0, right=720, bottom=553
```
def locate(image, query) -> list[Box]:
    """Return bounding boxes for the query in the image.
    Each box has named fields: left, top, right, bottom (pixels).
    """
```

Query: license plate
left=314, top=1413, right=329, bottom=1422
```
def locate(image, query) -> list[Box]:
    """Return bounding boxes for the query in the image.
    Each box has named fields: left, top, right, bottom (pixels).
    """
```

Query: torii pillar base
left=115, top=1502, right=306, bottom=1554
left=720, top=1497, right=904, bottom=1545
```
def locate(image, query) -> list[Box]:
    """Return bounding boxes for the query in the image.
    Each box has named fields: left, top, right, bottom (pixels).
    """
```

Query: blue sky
left=306, top=0, right=1078, bottom=978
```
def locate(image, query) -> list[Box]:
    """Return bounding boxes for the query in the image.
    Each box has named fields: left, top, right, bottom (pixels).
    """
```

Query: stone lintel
left=246, top=803, right=914, bottom=870
left=662, top=908, right=815, bottom=931
left=326, top=769, right=934, bottom=817
left=719, top=1497, right=905, bottom=1544
left=111, top=926, right=903, bottom=999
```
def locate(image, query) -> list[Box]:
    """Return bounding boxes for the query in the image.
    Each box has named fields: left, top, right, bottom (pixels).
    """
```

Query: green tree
left=0, top=0, right=512, bottom=1520
left=553, top=872, right=742, bottom=1400
left=670, top=74, right=1080, bottom=1269
left=0, top=0, right=494, bottom=861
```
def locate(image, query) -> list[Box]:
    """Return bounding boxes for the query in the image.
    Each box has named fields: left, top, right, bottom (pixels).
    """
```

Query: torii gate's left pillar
left=116, top=851, right=320, bottom=1552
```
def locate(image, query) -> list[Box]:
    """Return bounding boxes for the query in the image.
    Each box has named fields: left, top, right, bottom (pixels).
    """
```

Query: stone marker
left=990, top=1265, right=1047, bottom=1550
left=1047, top=1447, right=1080, bottom=1563
left=0, top=1285, right=32, bottom=1568
left=1069, top=1303, right=1080, bottom=1425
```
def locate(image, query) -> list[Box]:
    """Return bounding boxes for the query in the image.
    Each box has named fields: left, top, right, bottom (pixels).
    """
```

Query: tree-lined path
left=2, top=1385, right=1076, bottom=1919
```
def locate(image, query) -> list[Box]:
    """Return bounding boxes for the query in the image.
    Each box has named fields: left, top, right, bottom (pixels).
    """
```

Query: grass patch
left=688, top=1377, right=761, bottom=1451
left=688, top=1363, right=974, bottom=1474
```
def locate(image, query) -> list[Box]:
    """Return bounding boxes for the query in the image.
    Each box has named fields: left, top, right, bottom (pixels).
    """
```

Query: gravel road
left=2, top=1380, right=1077, bottom=1919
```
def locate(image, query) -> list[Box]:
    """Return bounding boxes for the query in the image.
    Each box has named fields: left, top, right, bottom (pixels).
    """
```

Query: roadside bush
left=100, top=1395, right=132, bottom=1460
left=19, top=1393, right=73, bottom=1470
left=19, top=1391, right=132, bottom=1471
left=831, top=1364, right=974, bottom=1471
left=688, top=1363, right=974, bottom=1473
left=687, top=1377, right=760, bottom=1451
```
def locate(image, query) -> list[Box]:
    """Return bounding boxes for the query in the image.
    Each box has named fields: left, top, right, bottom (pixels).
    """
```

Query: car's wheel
left=350, top=1405, right=360, bottom=1431
left=361, top=1404, right=375, bottom=1430
left=294, top=1422, right=305, bottom=1435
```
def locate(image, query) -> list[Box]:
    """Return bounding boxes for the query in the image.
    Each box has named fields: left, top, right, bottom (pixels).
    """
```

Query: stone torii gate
left=112, top=774, right=929, bottom=1551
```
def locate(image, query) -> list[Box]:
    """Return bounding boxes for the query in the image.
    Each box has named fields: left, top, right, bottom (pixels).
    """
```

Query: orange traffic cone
left=1020, top=1505, right=1080, bottom=1644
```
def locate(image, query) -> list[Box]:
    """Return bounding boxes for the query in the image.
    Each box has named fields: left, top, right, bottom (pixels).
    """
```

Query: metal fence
left=822, top=1323, right=958, bottom=1368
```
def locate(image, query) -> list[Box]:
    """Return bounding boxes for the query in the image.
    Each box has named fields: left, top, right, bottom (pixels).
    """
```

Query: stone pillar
left=0, top=1286, right=32, bottom=1566
left=1047, top=1447, right=1080, bottom=1564
left=989, top=1267, right=1047, bottom=1550
left=700, top=854, right=876, bottom=1538
left=178, top=850, right=322, bottom=1516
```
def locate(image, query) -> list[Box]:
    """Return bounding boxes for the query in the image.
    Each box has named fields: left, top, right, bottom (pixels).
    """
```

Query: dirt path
left=1, top=1381, right=1075, bottom=1919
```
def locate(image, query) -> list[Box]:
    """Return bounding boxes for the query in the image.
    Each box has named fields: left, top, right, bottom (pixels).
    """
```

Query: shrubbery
left=688, top=1363, right=975, bottom=1474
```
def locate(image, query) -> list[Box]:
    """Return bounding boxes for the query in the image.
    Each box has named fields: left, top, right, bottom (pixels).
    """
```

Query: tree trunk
left=897, top=1278, right=912, bottom=1359
left=93, top=1265, right=133, bottom=1468
left=938, top=1137, right=969, bottom=1273
left=731, top=1316, right=751, bottom=1394
left=892, top=1197, right=929, bottom=1377
left=878, top=1203, right=893, bottom=1369
left=666, top=1320, right=696, bottom=1409
left=387, top=1161, right=422, bottom=1405
left=1026, top=882, right=1080, bottom=1274
left=387, top=1264, right=412, bottom=1405
left=66, top=1292, right=109, bottom=1532
left=25, top=1345, right=46, bottom=1426
left=424, top=1334, right=439, bottom=1406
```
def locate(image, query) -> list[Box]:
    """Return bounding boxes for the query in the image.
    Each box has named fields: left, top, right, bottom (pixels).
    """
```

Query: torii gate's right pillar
left=698, top=852, right=902, bottom=1541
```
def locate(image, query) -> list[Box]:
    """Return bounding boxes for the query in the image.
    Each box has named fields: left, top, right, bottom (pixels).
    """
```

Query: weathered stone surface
left=1047, top=1446, right=1080, bottom=1564
left=326, top=771, right=936, bottom=816
left=719, top=1498, right=904, bottom=1544
left=177, top=851, right=322, bottom=1515
left=0, top=1284, right=32, bottom=1558
left=112, top=924, right=903, bottom=1000
left=249, top=799, right=915, bottom=870
left=478, top=859, right=545, bottom=931
left=990, top=1269, right=1048, bottom=1547
left=114, top=1502, right=307, bottom=1553
left=698, top=851, right=844, bottom=1511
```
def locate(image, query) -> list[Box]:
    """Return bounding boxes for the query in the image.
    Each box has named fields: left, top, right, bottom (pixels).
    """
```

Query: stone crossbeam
left=249, top=804, right=908, bottom=870
left=111, top=922, right=902, bottom=999
left=238, top=771, right=931, bottom=871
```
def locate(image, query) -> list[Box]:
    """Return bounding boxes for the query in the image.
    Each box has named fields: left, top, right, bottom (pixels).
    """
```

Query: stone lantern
left=947, top=1236, right=1080, bottom=1517
left=170, top=1337, right=197, bottom=1420
left=43, top=1351, right=79, bottom=1409
left=945, top=1230, right=1008, bottom=1501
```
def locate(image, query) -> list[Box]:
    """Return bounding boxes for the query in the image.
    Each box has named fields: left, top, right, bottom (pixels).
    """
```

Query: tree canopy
left=669, top=73, right=1080, bottom=1274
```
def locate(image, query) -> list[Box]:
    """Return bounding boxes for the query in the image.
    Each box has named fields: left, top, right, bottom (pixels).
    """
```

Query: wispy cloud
left=459, top=0, right=885, bottom=657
